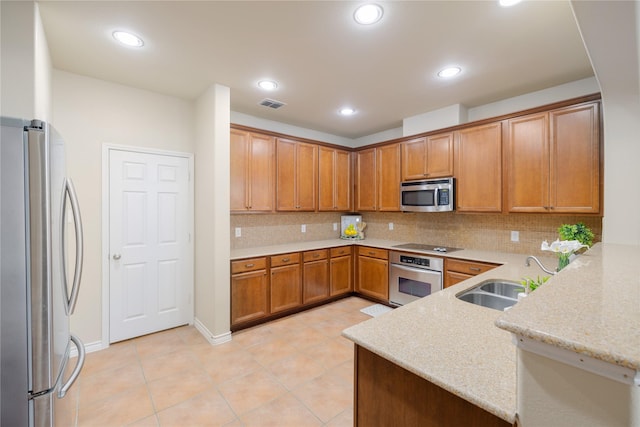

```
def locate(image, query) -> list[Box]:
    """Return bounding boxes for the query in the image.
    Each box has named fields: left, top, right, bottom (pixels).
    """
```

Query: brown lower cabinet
left=270, top=252, right=301, bottom=314
left=356, top=246, right=389, bottom=301
left=230, top=257, right=269, bottom=326
left=330, top=246, right=353, bottom=296
left=302, top=249, right=329, bottom=304
left=354, top=345, right=513, bottom=427
left=444, top=258, right=500, bottom=288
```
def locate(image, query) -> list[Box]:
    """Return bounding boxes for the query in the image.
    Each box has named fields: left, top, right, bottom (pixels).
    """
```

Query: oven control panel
left=400, top=255, right=431, bottom=267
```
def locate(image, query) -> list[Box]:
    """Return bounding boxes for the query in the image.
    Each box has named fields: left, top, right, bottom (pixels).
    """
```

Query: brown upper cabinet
left=318, top=146, right=352, bottom=211
left=230, top=129, right=275, bottom=212
left=276, top=138, right=318, bottom=211
left=355, top=144, right=401, bottom=211
left=505, top=101, right=600, bottom=213
left=454, top=122, right=503, bottom=213
left=401, top=133, right=454, bottom=181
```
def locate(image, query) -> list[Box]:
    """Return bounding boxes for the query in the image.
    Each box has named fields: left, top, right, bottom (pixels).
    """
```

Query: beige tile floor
left=62, top=296, right=375, bottom=426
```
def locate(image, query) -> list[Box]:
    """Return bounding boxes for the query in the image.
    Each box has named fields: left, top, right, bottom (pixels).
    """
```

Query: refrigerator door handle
left=58, top=334, right=85, bottom=398
left=61, top=178, right=83, bottom=315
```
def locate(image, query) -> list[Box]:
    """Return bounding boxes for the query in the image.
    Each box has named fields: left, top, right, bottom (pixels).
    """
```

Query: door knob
left=113, top=254, right=122, bottom=260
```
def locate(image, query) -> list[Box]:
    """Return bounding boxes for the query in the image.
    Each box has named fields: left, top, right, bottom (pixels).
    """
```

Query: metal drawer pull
left=282, top=258, right=290, bottom=262
left=368, top=251, right=376, bottom=256
left=245, top=263, right=255, bottom=268
left=313, top=254, right=320, bottom=258
left=469, top=267, right=481, bottom=272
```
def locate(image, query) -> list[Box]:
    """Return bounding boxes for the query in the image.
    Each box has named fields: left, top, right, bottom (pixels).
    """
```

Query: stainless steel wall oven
left=389, top=251, right=443, bottom=306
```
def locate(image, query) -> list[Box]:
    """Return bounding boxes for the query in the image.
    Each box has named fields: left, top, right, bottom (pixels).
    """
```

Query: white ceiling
left=38, top=1, right=595, bottom=139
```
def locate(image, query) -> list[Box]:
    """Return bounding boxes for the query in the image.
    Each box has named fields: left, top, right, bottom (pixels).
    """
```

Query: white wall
left=231, top=111, right=355, bottom=147
left=194, top=84, right=231, bottom=343
left=0, top=1, right=51, bottom=120
left=403, top=104, right=468, bottom=137
left=52, top=70, right=195, bottom=346
left=572, top=1, right=640, bottom=246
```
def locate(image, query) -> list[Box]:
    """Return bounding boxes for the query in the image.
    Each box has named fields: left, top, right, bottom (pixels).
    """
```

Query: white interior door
left=109, top=149, right=192, bottom=343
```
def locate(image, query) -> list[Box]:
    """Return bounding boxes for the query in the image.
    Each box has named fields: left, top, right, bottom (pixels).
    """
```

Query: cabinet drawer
left=303, top=249, right=328, bottom=262
left=231, top=257, right=267, bottom=274
left=446, top=258, right=498, bottom=275
left=331, top=246, right=352, bottom=257
left=271, top=252, right=300, bottom=267
left=357, top=246, right=388, bottom=260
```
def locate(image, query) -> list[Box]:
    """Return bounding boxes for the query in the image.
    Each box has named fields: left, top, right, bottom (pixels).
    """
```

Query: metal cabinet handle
left=313, top=254, right=320, bottom=258
left=113, top=254, right=121, bottom=260
left=282, top=258, right=290, bottom=262
left=245, top=263, right=255, bottom=268
left=469, top=267, right=481, bottom=272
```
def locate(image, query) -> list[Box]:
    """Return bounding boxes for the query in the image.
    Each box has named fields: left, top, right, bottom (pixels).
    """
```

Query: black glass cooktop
left=392, top=243, right=462, bottom=254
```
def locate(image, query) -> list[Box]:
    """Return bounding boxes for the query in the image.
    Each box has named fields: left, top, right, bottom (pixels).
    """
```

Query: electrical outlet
left=389, top=222, right=394, bottom=231
left=333, top=223, right=338, bottom=231
left=511, top=231, right=519, bottom=242
left=235, top=227, right=242, bottom=238
left=301, top=224, right=306, bottom=233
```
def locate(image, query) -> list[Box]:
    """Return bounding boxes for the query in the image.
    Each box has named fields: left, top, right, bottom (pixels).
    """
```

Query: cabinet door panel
left=248, top=133, right=275, bottom=211
left=270, top=264, right=301, bottom=314
left=318, top=146, right=335, bottom=211
left=296, top=142, right=317, bottom=211
left=377, top=144, right=401, bottom=212
left=550, top=102, right=600, bottom=213
left=506, top=113, right=550, bottom=212
left=401, top=138, right=427, bottom=181
left=231, top=270, right=268, bottom=326
left=303, top=260, right=329, bottom=304
left=230, top=130, right=249, bottom=211
left=356, top=148, right=377, bottom=211
left=455, top=123, right=502, bottom=212
left=335, top=149, right=352, bottom=211
left=357, top=256, right=389, bottom=301
left=426, top=133, right=454, bottom=178
left=330, top=255, right=353, bottom=296
left=276, top=139, right=297, bottom=211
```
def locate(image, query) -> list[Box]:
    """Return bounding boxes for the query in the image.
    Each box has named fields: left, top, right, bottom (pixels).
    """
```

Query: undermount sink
left=456, top=279, right=524, bottom=311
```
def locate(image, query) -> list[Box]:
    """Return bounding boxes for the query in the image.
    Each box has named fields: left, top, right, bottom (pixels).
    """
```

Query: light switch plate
left=333, top=223, right=338, bottom=231
left=389, top=222, right=394, bottom=230
left=301, top=224, right=306, bottom=233
left=511, top=230, right=519, bottom=242
left=235, top=227, right=241, bottom=238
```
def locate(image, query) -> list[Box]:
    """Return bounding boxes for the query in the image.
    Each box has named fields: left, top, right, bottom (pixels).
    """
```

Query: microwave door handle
left=433, top=187, right=439, bottom=206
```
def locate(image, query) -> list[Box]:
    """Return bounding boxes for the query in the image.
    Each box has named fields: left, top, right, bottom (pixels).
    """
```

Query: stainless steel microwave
left=400, top=177, right=454, bottom=212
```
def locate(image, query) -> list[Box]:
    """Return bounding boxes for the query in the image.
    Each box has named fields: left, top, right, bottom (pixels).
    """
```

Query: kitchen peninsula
left=343, top=242, right=640, bottom=426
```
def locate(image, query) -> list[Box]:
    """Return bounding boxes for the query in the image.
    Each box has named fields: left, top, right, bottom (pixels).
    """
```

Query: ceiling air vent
left=259, top=98, right=286, bottom=109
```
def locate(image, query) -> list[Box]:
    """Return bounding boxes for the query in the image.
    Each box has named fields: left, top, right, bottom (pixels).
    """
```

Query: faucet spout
left=525, top=256, right=556, bottom=275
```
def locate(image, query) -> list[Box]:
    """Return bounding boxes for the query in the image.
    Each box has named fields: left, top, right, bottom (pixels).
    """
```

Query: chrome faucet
left=525, top=256, right=556, bottom=275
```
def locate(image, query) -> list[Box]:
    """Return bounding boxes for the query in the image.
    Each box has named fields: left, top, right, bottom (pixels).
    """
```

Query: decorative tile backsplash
left=231, top=212, right=602, bottom=255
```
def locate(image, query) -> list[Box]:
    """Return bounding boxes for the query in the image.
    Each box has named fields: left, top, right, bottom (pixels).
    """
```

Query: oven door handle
left=391, top=263, right=440, bottom=275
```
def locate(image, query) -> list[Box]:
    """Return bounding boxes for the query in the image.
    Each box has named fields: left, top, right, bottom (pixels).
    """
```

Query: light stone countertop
left=495, top=243, right=640, bottom=372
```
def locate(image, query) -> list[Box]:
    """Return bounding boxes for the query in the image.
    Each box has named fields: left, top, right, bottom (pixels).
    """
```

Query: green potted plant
left=558, top=222, right=594, bottom=248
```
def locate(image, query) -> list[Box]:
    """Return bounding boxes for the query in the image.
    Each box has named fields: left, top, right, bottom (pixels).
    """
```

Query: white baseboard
left=69, top=339, right=106, bottom=358
left=194, top=318, right=232, bottom=346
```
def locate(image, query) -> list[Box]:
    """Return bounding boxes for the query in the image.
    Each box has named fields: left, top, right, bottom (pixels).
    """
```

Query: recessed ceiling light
left=339, top=107, right=356, bottom=116
left=437, top=67, right=462, bottom=78
left=112, top=31, right=144, bottom=48
left=499, top=0, right=522, bottom=6
left=354, top=3, right=384, bottom=25
left=257, top=80, right=278, bottom=91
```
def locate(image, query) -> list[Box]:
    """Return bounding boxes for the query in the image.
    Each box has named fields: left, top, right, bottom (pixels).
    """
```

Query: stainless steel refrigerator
left=1, top=117, right=85, bottom=426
